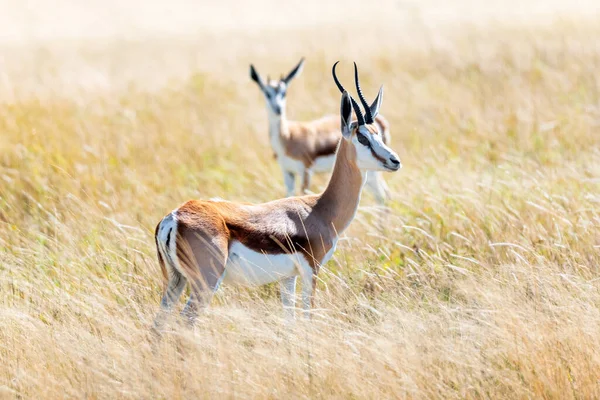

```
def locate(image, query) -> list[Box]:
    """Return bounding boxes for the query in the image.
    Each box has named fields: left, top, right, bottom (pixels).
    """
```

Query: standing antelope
left=153, top=62, right=401, bottom=329
left=250, top=58, right=392, bottom=203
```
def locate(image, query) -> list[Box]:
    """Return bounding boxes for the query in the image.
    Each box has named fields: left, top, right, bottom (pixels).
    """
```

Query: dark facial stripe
left=369, top=145, right=388, bottom=164
left=361, top=127, right=388, bottom=164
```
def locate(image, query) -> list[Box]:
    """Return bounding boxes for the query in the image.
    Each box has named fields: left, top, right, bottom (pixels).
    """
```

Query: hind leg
left=177, top=228, right=228, bottom=326
left=153, top=267, right=187, bottom=334
left=181, top=269, right=226, bottom=325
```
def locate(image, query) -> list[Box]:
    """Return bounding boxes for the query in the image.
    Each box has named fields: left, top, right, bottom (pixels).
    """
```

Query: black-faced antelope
left=153, top=62, right=401, bottom=329
left=250, top=58, right=392, bottom=203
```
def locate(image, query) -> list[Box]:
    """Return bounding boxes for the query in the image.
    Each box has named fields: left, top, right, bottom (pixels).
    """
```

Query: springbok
left=250, top=58, right=392, bottom=203
left=153, top=62, right=401, bottom=329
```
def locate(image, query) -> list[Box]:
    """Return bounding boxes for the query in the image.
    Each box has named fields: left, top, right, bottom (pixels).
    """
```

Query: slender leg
left=181, top=271, right=225, bottom=325
left=176, top=227, right=229, bottom=326
left=153, top=267, right=187, bottom=334
left=301, top=272, right=316, bottom=320
left=283, top=170, right=296, bottom=197
left=365, top=171, right=390, bottom=205
left=301, top=169, right=313, bottom=194
left=280, top=276, right=298, bottom=320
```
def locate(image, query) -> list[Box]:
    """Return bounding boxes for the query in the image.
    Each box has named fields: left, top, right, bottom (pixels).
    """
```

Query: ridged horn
left=332, top=61, right=365, bottom=126
left=354, top=62, right=373, bottom=123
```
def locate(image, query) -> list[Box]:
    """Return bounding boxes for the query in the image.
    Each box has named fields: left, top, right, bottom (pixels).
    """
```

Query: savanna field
left=1, top=0, right=600, bottom=398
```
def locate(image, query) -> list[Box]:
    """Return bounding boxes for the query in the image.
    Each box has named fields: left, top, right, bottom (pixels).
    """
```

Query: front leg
left=301, top=168, right=313, bottom=195
left=301, top=272, right=316, bottom=319
left=283, top=170, right=296, bottom=197
left=280, top=276, right=297, bottom=320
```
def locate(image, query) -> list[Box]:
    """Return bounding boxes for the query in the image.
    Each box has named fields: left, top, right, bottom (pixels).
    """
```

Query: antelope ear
left=283, top=58, right=305, bottom=84
left=340, top=91, right=353, bottom=140
left=370, top=85, right=383, bottom=118
left=250, top=64, right=265, bottom=89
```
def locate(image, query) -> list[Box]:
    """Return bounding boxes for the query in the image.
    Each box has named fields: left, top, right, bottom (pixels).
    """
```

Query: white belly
left=312, top=154, right=336, bottom=173
left=271, top=134, right=305, bottom=174
left=223, top=241, right=299, bottom=286
left=278, top=154, right=305, bottom=174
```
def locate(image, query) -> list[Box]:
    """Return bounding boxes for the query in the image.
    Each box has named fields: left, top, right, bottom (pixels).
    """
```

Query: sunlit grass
left=0, top=3, right=600, bottom=398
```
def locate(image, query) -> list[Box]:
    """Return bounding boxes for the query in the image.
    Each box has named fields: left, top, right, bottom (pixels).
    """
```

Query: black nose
left=389, top=157, right=400, bottom=166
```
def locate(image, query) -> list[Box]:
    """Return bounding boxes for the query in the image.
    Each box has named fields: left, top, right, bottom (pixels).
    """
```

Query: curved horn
left=332, top=61, right=346, bottom=93
left=354, top=62, right=373, bottom=123
left=332, top=61, right=365, bottom=126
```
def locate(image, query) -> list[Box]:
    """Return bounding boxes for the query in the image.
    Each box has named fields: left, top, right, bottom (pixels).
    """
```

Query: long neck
left=314, top=139, right=366, bottom=234
left=267, top=106, right=289, bottom=140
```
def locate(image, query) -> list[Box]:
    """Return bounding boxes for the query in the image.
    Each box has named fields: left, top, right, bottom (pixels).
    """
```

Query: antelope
left=153, top=62, right=401, bottom=329
left=250, top=58, right=392, bottom=204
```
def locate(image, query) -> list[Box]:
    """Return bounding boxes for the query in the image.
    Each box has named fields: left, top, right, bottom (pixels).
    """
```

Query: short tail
left=154, top=222, right=168, bottom=289
left=155, top=213, right=179, bottom=290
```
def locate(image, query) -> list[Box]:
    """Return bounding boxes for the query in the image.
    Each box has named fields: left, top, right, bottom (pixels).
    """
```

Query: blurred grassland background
left=0, top=0, right=600, bottom=398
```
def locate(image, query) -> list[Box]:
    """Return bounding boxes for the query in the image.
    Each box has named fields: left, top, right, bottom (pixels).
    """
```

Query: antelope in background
left=153, top=62, right=401, bottom=330
left=250, top=58, right=392, bottom=204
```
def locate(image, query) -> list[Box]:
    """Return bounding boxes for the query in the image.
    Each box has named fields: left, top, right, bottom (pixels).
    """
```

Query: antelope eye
left=357, top=132, right=370, bottom=146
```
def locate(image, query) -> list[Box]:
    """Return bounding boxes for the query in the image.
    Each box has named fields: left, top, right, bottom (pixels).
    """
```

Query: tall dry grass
left=0, top=1, right=600, bottom=398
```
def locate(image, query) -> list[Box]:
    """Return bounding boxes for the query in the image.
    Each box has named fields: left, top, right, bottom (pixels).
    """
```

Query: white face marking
left=223, top=241, right=300, bottom=286
left=352, top=125, right=401, bottom=172
left=263, top=82, right=287, bottom=116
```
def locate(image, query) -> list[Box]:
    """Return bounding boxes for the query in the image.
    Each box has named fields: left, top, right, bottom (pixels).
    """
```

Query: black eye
left=265, top=92, right=272, bottom=99
left=357, top=132, right=370, bottom=146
